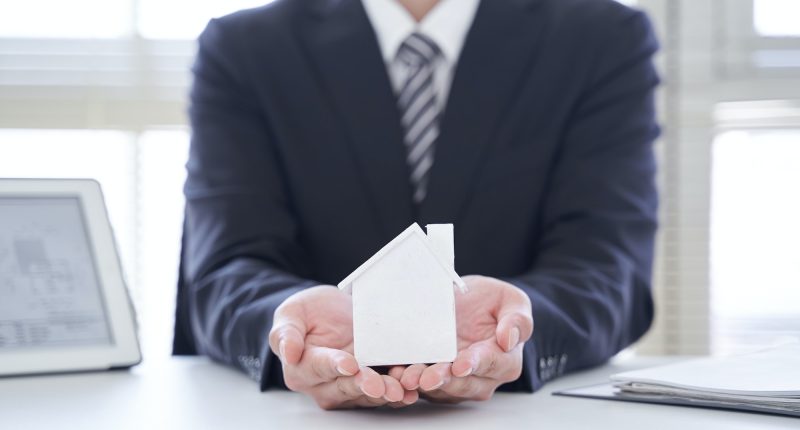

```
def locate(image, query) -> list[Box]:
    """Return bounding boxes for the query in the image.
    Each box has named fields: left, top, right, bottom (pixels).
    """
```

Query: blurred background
left=0, top=0, right=798, bottom=362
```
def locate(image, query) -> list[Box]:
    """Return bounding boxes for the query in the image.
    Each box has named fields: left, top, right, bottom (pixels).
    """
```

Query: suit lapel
left=419, top=0, right=548, bottom=224
left=300, top=0, right=413, bottom=238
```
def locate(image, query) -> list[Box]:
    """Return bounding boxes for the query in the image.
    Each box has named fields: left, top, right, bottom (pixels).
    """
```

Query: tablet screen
left=0, top=197, right=113, bottom=349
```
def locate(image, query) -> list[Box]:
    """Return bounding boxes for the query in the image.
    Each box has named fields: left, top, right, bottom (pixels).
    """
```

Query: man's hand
left=268, top=286, right=418, bottom=409
left=395, top=275, right=533, bottom=403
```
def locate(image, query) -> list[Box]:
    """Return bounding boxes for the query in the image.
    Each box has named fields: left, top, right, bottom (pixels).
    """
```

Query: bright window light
left=0, top=0, right=274, bottom=39
left=137, top=130, right=189, bottom=359
left=711, top=130, right=800, bottom=353
left=754, top=0, right=800, bottom=37
left=138, top=0, right=274, bottom=39
left=0, top=0, right=130, bottom=38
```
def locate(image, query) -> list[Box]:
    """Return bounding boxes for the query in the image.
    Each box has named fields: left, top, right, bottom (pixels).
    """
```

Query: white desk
left=0, top=357, right=796, bottom=430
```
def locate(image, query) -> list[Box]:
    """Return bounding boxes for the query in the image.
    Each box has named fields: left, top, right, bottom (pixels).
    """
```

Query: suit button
left=558, top=354, right=568, bottom=375
left=538, top=357, right=550, bottom=381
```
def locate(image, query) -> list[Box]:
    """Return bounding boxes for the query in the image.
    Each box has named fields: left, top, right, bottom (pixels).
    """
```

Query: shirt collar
left=361, top=0, right=481, bottom=64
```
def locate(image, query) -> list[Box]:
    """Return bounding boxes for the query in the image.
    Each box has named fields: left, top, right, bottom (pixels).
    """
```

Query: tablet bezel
left=0, top=178, right=141, bottom=376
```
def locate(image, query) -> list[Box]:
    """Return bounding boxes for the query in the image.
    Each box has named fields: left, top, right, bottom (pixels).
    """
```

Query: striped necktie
left=396, top=33, right=441, bottom=204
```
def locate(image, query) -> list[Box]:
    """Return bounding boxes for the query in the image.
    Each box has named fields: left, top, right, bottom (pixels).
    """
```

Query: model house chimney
left=426, top=224, right=454, bottom=269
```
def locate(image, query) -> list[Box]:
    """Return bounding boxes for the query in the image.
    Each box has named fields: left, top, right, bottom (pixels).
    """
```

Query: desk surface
left=1, top=356, right=796, bottom=430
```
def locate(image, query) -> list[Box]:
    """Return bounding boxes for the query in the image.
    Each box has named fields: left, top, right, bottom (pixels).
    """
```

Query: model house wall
left=340, top=223, right=465, bottom=366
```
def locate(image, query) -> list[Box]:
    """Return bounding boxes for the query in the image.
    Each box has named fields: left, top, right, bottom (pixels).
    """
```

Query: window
left=633, top=0, right=800, bottom=356
left=753, top=0, right=800, bottom=37
left=708, top=2, right=800, bottom=354
left=715, top=0, right=800, bottom=79
left=138, top=0, right=271, bottom=39
left=0, top=0, right=131, bottom=38
left=0, top=0, right=271, bottom=39
left=711, top=126, right=800, bottom=355
left=0, top=0, right=266, bottom=360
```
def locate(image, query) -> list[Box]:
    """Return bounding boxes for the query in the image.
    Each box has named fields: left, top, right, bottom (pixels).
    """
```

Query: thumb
left=269, top=305, right=308, bottom=365
left=495, top=288, right=534, bottom=353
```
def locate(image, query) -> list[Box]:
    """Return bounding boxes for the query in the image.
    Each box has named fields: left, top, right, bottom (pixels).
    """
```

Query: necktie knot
left=397, top=33, right=441, bottom=66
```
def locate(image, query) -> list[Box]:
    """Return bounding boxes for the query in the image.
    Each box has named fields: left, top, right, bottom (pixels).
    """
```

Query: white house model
left=338, top=223, right=466, bottom=366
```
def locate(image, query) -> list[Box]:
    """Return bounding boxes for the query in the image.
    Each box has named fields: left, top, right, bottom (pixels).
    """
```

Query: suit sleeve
left=183, top=18, right=317, bottom=390
left=500, top=10, right=660, bottom=392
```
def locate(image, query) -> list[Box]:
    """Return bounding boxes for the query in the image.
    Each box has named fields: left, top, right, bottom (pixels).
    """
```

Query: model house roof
left=337, top=223, right=466, bottom=294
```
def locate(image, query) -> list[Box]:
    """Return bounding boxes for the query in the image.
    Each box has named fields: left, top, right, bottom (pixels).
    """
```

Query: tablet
left=0, top=178, right=141, bottom=376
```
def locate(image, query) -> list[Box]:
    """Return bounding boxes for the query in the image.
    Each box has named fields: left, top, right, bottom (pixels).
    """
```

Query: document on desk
left=554, top=344, right=800, bottom=418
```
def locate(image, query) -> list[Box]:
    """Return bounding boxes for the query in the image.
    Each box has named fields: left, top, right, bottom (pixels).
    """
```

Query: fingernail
left=279, top=340, right=287, bottom=359
left=336, top=365, right=354, bottom=376
left=362, top=385, right=381, bottom=399
left=454, top=366, right=473, bottom=377
left=508, top=327, right=520, bottom=351
left=427, top=380, right=444, bottom=391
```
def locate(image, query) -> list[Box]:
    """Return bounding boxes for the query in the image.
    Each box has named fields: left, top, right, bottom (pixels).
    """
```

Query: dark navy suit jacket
left=173, top=0, right=660, bottom=392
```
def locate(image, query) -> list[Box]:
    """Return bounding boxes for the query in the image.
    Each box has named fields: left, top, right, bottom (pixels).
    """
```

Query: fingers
left=442, top=346, right=506, bottom=401
left=452, top=338, right=525, bottom=386
left=269, top=323, right=305, bottom=364
left=451, top=349, right=476, bottom=378
left=419, top=362, right=451, bottom=392
left=268, top=304, right=308, bottom=365
left=437, top=376, right=490, bottom=401
left=314, top=368, right=382, bottom=402
left=306, top=366, right=389, bottom=410
left=312, top=376, right=373, bottom=410
left=400, top=364, right=426, bottom=390
left=399, top=349, right=517, bottom=405
left=311, top=369, right=418, bottom=410
left=387, top=389, right=419, bottom=408
left=467, top=344, right=500, bottom=378
left=381, top=375, right=404, bottom=403
left=356, top=366, right=386, bottom=399
left=403, top=388, right=420, bottom=405
left=495, top=288, right=534, bottom=353
left=333, top=374, right=366, bottom=399
left=386, top=366, right=419, bottom=406
left=281, top=346, right=359, bottom=393
left=422, top=346, right=515, bottom=402
left=388, top=366, right=405, bottom=381
left=306, top=346, right=360, bottom=382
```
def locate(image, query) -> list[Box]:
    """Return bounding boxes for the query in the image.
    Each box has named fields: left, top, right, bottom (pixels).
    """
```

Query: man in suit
left=174, top=0, right=660, bottom=409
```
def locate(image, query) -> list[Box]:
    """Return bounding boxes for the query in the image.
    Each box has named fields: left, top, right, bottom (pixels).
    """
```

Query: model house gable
left=337, top=223, right=466, bottom=294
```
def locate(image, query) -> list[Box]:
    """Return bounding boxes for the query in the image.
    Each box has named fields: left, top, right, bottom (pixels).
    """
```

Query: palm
left=454, top=278, right=505, bottom=350
left=298, top=288, right=354, bottom=353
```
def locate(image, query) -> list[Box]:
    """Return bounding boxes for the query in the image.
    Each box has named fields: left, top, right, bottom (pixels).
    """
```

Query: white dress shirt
left=361, top=0, right=481, bottom=111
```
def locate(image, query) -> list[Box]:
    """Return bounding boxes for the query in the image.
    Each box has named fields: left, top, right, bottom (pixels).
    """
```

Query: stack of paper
left=554, top=343, right=800, bottom=418
left=610, top=344, right=800, bottom=416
